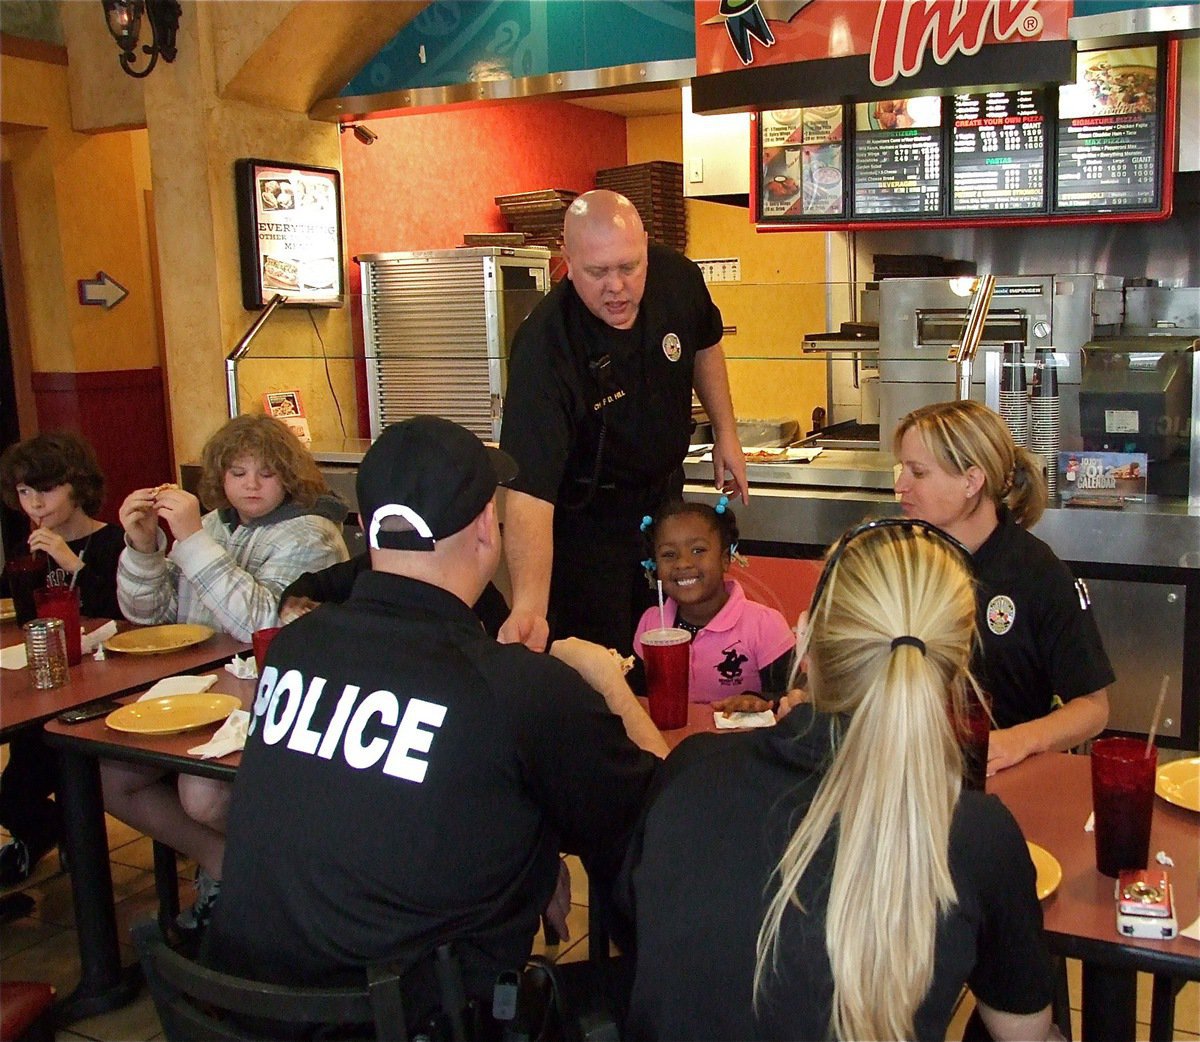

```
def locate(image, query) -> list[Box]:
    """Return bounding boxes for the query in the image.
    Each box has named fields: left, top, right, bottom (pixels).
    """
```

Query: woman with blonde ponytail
left=618, top=520, right=1054, bottom=1042
left=894, top=400, right=1112, bottom=774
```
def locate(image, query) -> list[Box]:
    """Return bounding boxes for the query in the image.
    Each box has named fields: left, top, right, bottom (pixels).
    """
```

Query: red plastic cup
left=33, top=585, right=82, bottom=666
left=956, top=693, right=991, bottom=792
left=5, top=554, right=49, bottom=626
left=642, top=627, right=691, bottom=730
left=1091, top=737, right=1157, bottom=878
left=252, top=626, right=282, bottom=674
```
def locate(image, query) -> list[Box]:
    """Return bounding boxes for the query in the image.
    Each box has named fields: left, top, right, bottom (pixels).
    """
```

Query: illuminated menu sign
left=1055, top=47, right=1159, bottom=211
left=851, top=98, right=942, bottom=216
left=951, top=90, right=1046, bottom=213
left=760, top=106, right=844, bottom=218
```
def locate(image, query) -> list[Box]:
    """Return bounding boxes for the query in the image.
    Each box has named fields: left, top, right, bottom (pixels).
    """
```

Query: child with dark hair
left=634, top=498, right=794, bottom=708
left=0, top=431, right=125, bottom=886
left=1, top=431, right=124, bottom=619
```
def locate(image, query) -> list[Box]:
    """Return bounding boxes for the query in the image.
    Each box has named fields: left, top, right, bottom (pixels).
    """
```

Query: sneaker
left=0, top=840, right=32, bottom=888
left=176, top=869, right=221, bottom=932
left=0, top=836, right=58, bottom=888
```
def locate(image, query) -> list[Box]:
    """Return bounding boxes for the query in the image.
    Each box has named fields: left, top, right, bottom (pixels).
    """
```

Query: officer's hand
left=711, top=434, right=750, bottom=505
left=498, top=609, right=549, bottom=652
left=550, top=637, right=628, bottom=694
left=279, top=595, right=320, bottom=625
left=986, top=726, right=1036, bottom=775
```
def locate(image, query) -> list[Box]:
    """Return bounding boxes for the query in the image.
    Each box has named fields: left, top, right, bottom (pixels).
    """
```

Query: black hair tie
left=891, top=635, right=927, bottom=655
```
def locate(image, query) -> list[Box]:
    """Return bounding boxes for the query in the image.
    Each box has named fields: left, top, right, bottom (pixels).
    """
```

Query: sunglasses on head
left=807, top=517, right=974, bottom=621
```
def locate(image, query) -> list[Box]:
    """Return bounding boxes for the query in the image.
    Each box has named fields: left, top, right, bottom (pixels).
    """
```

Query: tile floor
left=1, top=818, right=1196, bottom=1040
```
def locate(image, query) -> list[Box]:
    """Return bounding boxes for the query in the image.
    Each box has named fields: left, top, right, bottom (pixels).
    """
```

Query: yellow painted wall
left=1, top=55, right=159, bottom=373
left=626, top=112, right=832, bottom=429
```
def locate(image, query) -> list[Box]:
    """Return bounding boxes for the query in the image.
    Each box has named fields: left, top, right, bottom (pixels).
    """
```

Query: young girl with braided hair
left=619, top=520, right=1055, bottom=1041
left=632, top=497, right=794, bottom=707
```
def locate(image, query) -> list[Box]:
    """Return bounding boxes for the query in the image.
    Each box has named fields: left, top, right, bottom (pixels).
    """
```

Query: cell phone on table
left=57, top=700, right=122, bottom=725
left=1115, top=869, right=1177, bottom=939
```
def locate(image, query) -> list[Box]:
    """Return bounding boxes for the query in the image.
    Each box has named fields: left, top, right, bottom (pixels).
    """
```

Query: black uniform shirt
left=207, top=570, right=657, bottom=1006
left=501, top=244, right=723, bottom=509
left=617, top=705, right=1053, bottom=1041
left=973, top=509, right=1115, bottom=729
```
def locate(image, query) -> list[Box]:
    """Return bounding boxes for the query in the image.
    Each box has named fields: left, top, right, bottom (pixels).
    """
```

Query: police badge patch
left=662, top=332, right=682, bottom=362
left=987, top=595, right=1016, bottom=635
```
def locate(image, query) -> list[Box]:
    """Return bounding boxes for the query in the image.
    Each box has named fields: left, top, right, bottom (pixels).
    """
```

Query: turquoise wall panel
left=342, top=0, right=695, bottom=97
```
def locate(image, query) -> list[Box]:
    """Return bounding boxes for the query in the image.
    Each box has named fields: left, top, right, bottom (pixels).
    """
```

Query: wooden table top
left=1, top=621, right=249, bottom=737
left=991, top=751, right=1199, bottom=977
left=43, top=674, right=255, bottom=781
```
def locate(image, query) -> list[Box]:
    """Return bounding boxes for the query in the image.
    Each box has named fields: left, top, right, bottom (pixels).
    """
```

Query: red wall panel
left=32, top=368, right=173, bottom=525
left=341, top=99, right=627, bottom=434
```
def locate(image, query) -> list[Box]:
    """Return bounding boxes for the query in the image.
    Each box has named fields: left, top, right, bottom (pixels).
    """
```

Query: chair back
left=132, top=919, right=405, bottom=1042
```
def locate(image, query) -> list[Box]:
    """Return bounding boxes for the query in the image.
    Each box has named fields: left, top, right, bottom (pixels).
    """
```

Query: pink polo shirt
left=634, top=579, right=796, bottom=703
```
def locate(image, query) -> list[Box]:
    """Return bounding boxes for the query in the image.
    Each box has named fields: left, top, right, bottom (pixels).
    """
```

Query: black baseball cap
left=357, top=416, right=518, bottom=551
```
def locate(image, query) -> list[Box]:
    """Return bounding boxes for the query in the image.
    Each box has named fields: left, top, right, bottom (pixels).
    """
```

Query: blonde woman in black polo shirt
left=894, top=400, right=1113, bottom=774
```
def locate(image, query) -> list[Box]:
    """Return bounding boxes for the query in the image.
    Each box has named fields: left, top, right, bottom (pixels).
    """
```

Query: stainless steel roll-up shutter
left=359, top=248, right=551, bottom=441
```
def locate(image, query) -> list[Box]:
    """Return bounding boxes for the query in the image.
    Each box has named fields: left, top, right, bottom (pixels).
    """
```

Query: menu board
left=852, top=97, right=943, bottom=216
left=951, top=89, right=1046, bottom=213
left=760, top=106, right=844, bottom=218
left=1055, top=47, right=1159, bottom=211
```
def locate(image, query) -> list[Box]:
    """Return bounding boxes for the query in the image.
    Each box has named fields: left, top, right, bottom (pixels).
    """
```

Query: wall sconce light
left=340, top=123, right=379, bottom=146
left=101, top=0, right=181, bottom=78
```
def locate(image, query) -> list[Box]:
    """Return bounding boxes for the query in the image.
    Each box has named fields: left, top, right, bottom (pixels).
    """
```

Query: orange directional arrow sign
left=77, top=271, right=129, bottom=310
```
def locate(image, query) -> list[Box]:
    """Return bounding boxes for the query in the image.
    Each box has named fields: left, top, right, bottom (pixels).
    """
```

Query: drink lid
left=641, top=627, right=692, bottom=646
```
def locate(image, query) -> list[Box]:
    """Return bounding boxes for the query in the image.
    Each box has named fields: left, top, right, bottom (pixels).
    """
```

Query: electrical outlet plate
left=696, top=258, right=741, bottom=283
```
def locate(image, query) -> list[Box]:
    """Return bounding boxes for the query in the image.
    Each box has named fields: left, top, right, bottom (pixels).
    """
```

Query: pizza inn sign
left=871, top=0, right=1045, bottom=85
left=700, top=0, right=1065, bottom=86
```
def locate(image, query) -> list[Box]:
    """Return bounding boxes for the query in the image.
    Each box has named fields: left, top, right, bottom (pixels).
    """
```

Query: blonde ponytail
left=754, top=526, right=977, bottom=1040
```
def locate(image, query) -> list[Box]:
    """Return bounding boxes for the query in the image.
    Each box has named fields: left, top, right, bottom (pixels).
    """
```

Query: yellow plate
left=105, top=693, right=241, bottom=736
left=105, top=624, right=214, bottom=655
left=0, top=597, right=14, bottom=622
left=1027, top=842, right=1062, bottom=901
left=1156, top=757, right=1200, bottom=813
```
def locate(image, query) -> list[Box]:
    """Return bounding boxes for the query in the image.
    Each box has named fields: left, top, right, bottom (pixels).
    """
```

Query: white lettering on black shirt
left=251, top=668, right=446, bottom=783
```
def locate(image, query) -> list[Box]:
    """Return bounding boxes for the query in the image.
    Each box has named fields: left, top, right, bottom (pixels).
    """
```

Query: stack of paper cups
left=1030, top=348, right=1060, bottom=498
left=999, top=340, right=1029, bottom=447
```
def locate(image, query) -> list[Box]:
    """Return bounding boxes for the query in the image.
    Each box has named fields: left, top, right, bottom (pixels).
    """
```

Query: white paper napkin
left=187, top=709, right=250, bottom=759
left=1, top=643, right=28, bottom=670
left=138, top=674, right=218, bottom=702
left=224, top=655, right=257, bottom=680
left=713, top=710, right=776, bottom=730
left=81, top=621, right=118, bottom=654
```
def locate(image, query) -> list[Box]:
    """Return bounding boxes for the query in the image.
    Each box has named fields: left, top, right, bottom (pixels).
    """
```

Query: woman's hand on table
left=774, top=688, right=809, bottom=720
left=986, top=726, right=1036, bottom=775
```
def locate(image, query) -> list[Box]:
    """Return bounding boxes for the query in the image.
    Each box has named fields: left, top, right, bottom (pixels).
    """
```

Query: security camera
left=351, top=124, right=378, bottom=146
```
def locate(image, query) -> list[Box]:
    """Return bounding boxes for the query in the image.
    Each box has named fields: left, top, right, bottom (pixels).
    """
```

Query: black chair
left=132, top=919, right=407, bottom=1041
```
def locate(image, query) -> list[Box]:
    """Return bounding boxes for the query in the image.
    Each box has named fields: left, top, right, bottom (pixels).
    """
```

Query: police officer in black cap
left=207, top=416, right=666, bottom=1031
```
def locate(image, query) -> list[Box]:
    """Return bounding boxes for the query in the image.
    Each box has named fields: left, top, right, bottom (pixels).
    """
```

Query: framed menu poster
left=851, top=96, right=943, bottom=217
left=759, top=106, right=845, bottom=219
left=235, top=158, right=345, bottom=310
left=1054, top=47, right=1162, bottom=213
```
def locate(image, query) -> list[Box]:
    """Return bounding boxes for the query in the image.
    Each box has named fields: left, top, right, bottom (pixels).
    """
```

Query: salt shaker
left=24, top=618, right=70, bottom=690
